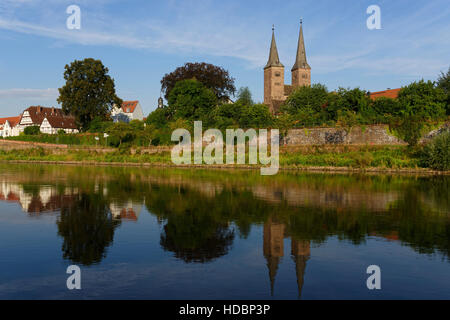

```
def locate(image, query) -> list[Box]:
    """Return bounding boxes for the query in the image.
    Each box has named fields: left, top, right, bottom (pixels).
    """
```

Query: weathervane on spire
left=300, top=18, right=303, bottom=25
left=272, top=24, right=274, bottom=31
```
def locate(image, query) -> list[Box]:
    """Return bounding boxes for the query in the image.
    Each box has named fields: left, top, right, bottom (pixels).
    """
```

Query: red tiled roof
left=121, top=101, right=139, bottom=113
left=45, top=116, right=77, bottom=129
left=0, top=116, right=21, bottom=127
left=369, top=88, right=401, bottom=100
left=21, top=106, right=77, bottom=129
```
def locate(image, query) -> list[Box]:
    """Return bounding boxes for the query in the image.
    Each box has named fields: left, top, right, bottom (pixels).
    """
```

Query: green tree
left=57, top=58, right=122, bottom=131
left=106, top=122, right=135, bottom=147
left=168, top=79, right=217, bottom=121
left=371, top=97, right=401, bottom=117
left=437, top=67, right=450, bottom=115
left=397, top=80, right=446, bottom=119
left=282, top=84, right=329, bottom=126
left=146, top=107, right=169, bottom=129
left=239, top=104, right=273, bottom=128
left=236, top=87, right=254, bottom=105
left=161, top=62, right=236, bottom=101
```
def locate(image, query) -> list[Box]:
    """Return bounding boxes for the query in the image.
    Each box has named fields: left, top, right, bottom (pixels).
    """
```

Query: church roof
left=292, top=21, right=310, bottom=71
left=264, top=28, right=284, bottom=69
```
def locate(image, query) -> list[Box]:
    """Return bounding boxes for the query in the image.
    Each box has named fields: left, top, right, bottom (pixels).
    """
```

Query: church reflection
left=1, top=166, right=449, bottom=297
left=264, top=216, right=310, bottom=297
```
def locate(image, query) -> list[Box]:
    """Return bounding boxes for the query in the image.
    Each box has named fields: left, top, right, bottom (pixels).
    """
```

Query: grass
left=0, top=144, right=427, bottom=170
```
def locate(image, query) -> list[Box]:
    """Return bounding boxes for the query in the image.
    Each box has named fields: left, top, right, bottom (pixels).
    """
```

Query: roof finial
left=300, top=18, right=303, bottom=25
left=272, top=24, right=274, bottom=31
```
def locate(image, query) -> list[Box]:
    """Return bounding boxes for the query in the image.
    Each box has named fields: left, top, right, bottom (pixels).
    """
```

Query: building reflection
left=263, top=216, right=310, bottom=297
left=1, top=169, right=448, bottom=297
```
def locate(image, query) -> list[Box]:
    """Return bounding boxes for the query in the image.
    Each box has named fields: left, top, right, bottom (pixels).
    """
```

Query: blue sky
left=0, top=0, right=449, bottom=117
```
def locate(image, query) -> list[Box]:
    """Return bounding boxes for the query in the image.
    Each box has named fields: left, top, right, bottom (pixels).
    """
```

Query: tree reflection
left=56, top=193, right=121, bottom=265
left=160, top=215, right=234, bottom=263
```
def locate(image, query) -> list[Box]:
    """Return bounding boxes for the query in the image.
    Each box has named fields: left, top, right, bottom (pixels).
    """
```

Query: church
left=264, top=21, right=311, bottom=114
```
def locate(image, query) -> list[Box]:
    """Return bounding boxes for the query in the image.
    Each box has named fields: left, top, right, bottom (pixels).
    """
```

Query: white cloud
left=0, top=88, right=58, bottom=99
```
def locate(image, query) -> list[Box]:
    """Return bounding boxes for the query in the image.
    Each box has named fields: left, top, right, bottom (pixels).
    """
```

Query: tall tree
left=236, top=87, right=254, bottom=105
left=437, top=67, right=450, bottom=114
left=161, top=62, right=236, bottom=101
left=57, top=58, right=122, bottom=131
left=168, top=79, right=217, bottom=121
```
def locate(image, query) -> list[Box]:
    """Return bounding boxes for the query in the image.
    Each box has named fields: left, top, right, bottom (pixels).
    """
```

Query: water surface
left=0, top=164, right=448, bottom=299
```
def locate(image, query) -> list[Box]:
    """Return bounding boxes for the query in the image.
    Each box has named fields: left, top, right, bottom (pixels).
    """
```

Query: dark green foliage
left=236, top=87, right=254, bottom=106
left=397, top=80, right=446, bottom=119
left=146, top=107, right=169, bottom=129
left=57, top=58, right=122, bottom=131
left=88, top=117, right=114, bottom=133
left=161, top=62, right=236, bottom=101
left=437, top=67, right=450, bottom=115
left=282, top=84, right=329, bottom=126
left=420, top=131, right=450, bottom=171
left=239, top=104, right=273, bottom=128
left=390, top=115, right=425, bottom=147
left=168, top=79, right=217, bottom=121
left=24, top=126, right=40, bottom=135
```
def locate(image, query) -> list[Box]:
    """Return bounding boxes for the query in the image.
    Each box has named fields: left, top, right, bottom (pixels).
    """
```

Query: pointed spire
left=266, top=256, right=280, bottom=296
left=292, top=19, right=310, bottom=71
left=264, top=25, right=284, bottom=69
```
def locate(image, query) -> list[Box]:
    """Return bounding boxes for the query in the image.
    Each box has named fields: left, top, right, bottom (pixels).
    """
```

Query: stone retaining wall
left=284, top=125, right=404, bottom=145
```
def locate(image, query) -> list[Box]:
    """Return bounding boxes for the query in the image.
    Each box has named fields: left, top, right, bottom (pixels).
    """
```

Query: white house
left=40, top=117, right=78, bottom=134
left=16, top=106, right=78, bottom=134
left=111, top=100, right=144, bottom=123
left=0, top=116, right=21, bottom=138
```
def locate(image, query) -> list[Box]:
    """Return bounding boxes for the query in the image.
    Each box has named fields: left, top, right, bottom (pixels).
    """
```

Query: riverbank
left=0, top=145, right=447, bottom=174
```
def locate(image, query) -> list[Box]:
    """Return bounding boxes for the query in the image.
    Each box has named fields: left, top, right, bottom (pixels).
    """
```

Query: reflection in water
left=0, top=164, right=449, bottom=297
left=57, top=194, right=121, bottom=265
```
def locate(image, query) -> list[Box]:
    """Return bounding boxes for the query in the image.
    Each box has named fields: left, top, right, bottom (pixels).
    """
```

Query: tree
left=239, top=104, right=273, bottom=128
left=57, top=58, right=122, bottom=131
left=437, top=67, right=450, bottom=115
left=397, top=80, right=446, bottom=119
left=167, top=79, right=217, bottom=121
left=146, top=107, right=169, bottom=129
left=236, top=87, right=254, bottom=105
left=106, top=122, right=135, bottom=147
left=161, top=62, right=236, bottom=101
left=282, top=83, right=329, bottom=126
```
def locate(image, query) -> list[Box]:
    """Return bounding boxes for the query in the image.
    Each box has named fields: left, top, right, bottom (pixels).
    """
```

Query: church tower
left=264, top=26, right=285, bottom=114
left=291, top=20, right=311, bottom=87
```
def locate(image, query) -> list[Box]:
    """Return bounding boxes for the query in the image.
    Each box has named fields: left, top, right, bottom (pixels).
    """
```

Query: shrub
left=420, top=131, right=450, bottom=171
left=24, top=126, right=41, bottom=135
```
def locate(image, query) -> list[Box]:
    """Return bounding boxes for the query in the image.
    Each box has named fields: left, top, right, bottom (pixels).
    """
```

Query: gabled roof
left=265, top=28, right=284, bottom=69
left=121, top=101, right=139, bottom=113
left=44, top=116, right=77, bottom=129
left=292, top=21, right=310, bottom=71
left=369, top=88, right=401, bottom=100
left=0, top=116, right=21, bottom=127
left=20, top=106, right=77, bottom=129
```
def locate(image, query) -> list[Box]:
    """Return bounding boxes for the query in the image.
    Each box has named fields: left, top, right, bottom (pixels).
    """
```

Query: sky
left=0, top=0, right=449, bottom=117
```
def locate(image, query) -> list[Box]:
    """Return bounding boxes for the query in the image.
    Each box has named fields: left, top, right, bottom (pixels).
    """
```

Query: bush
left=24, top=126, right=41, bottom=135
left=420, top=131, right=450, bottom=171
left=390, top=116, right=425, bottom=147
